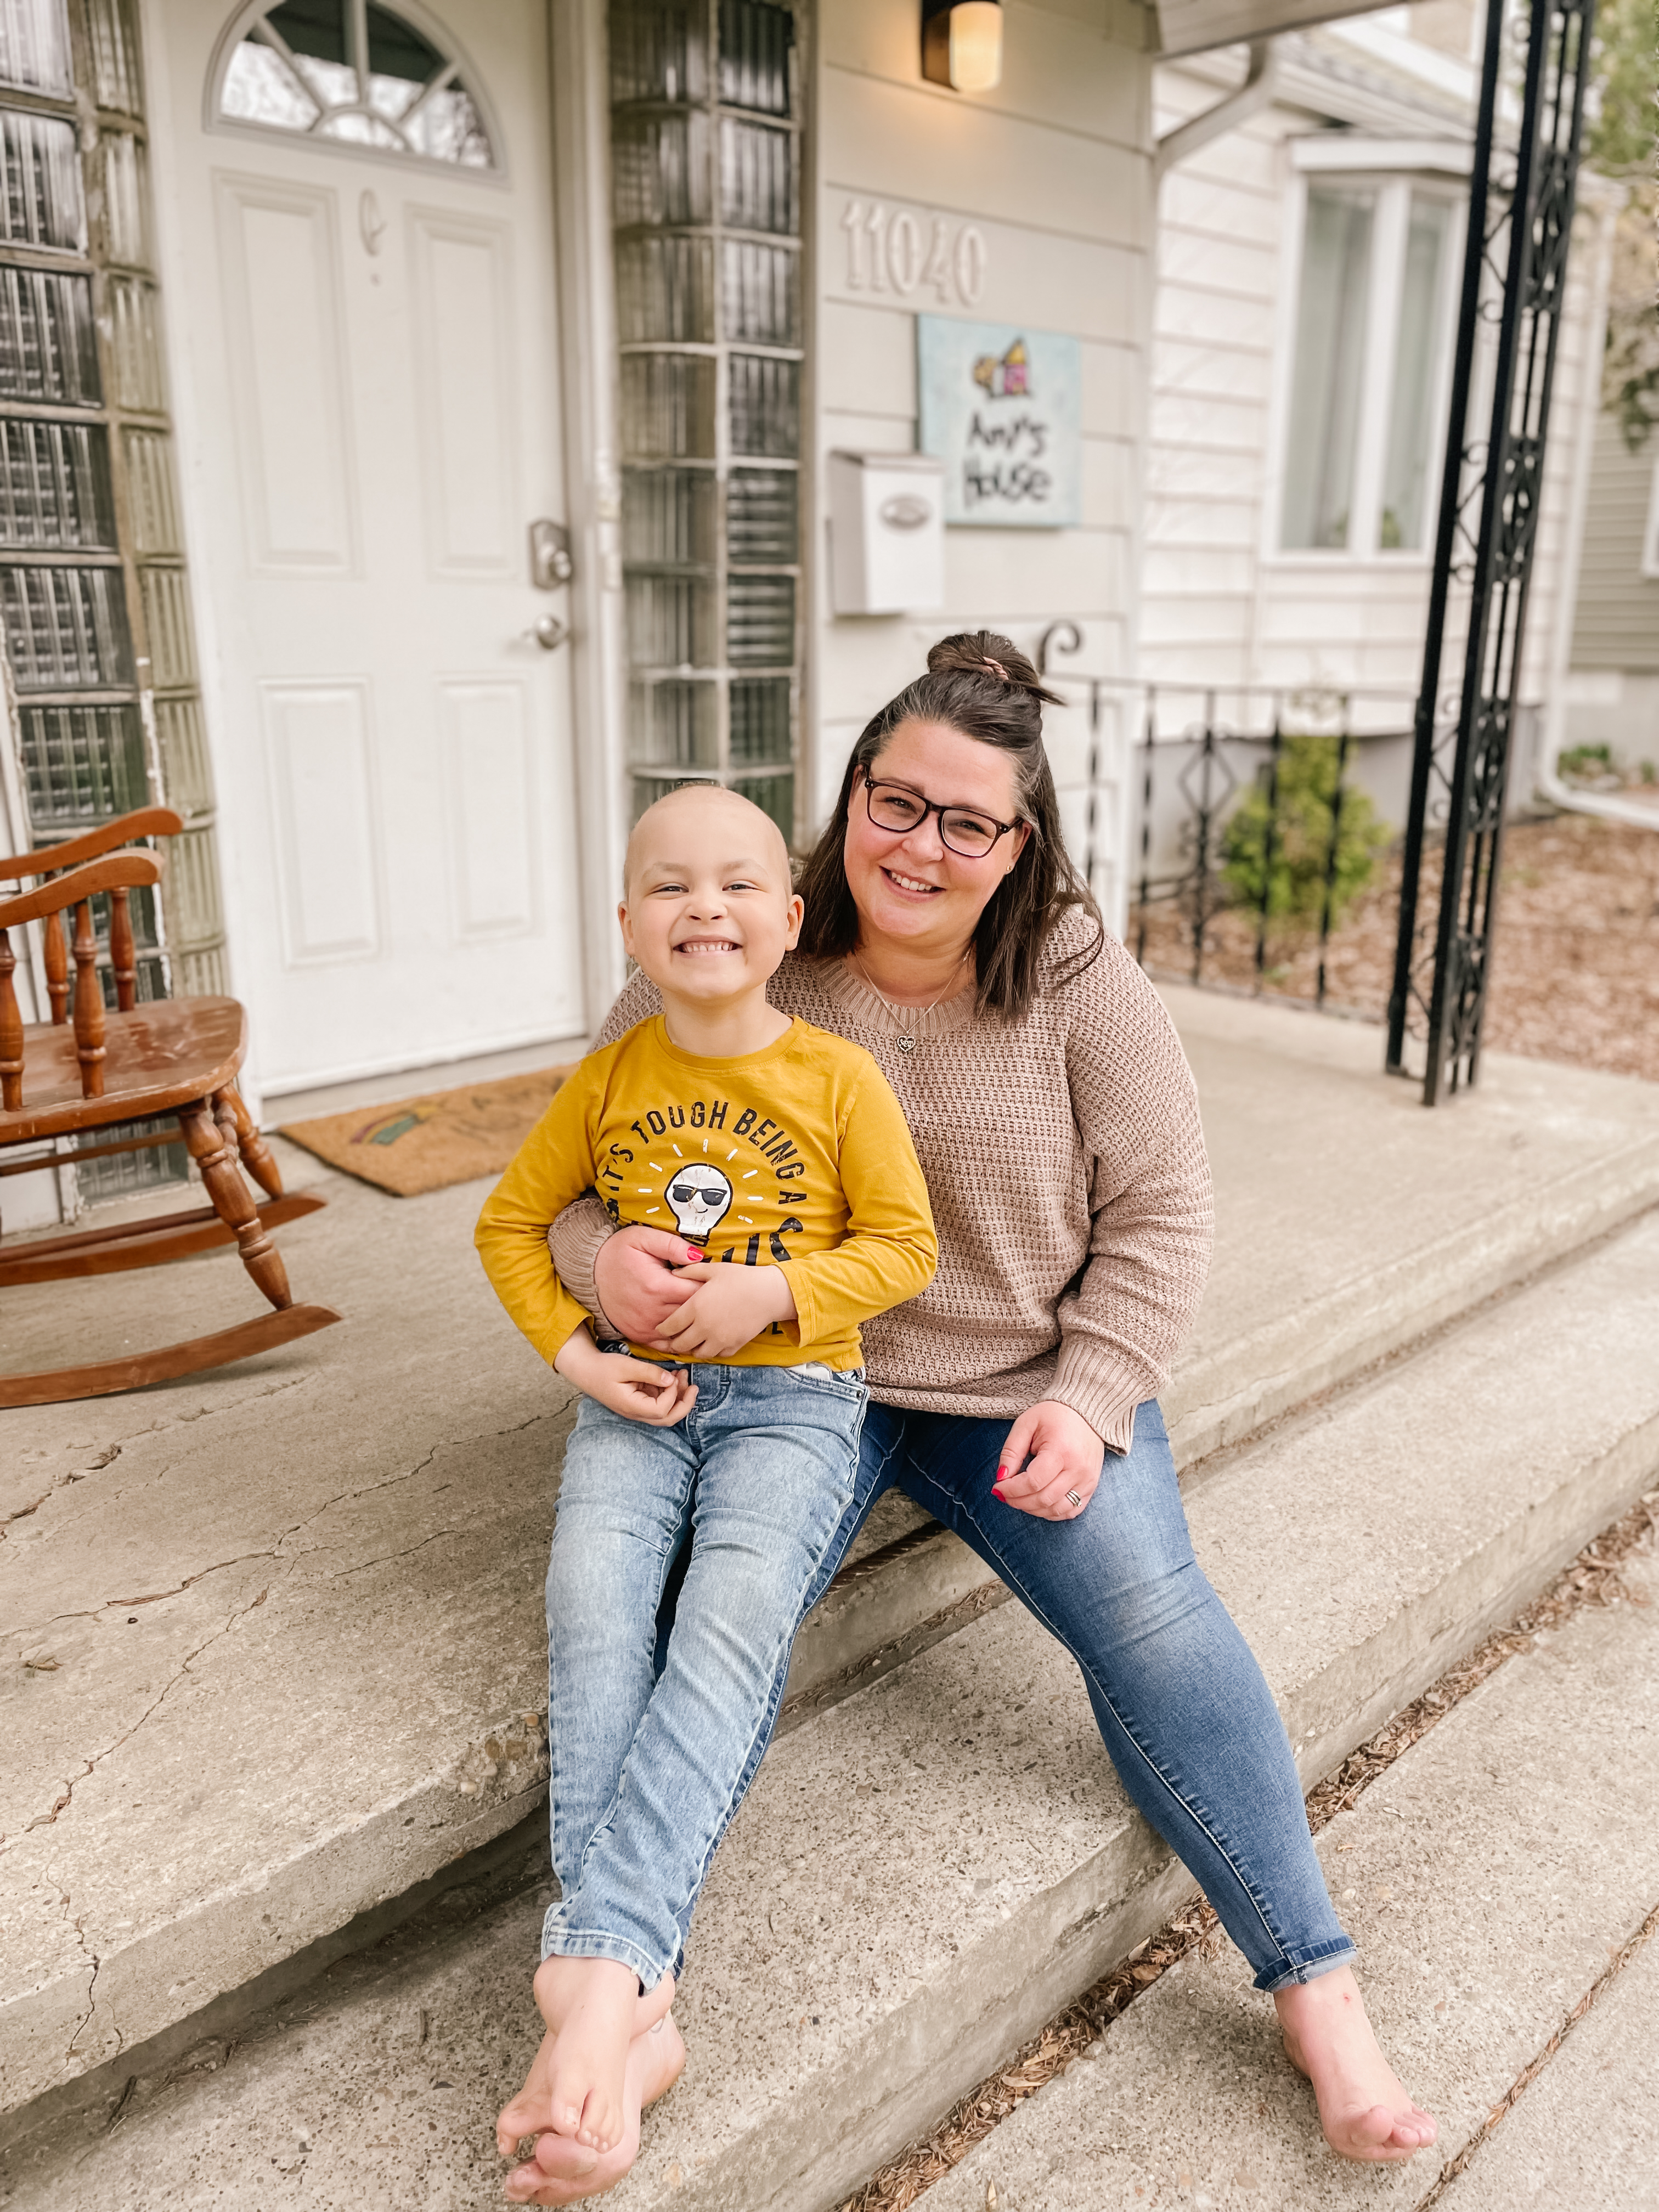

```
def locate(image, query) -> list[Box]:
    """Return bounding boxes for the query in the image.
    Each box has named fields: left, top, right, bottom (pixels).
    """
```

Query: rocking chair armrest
left=0, top=851, right=163, bottom=928
left=0, top=807, right=184, bottom=882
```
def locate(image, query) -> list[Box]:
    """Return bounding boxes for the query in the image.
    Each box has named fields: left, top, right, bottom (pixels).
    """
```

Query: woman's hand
left=592, top=1225, right=701, bottom=1342
left=554, top=1323, right=696, bottom=1427
left=650, top=1262, right=797, bottom=1361
left=993, top=1399, right=1106, bottom=1520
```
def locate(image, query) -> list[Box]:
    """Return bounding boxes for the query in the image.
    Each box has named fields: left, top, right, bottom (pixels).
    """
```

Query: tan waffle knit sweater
left=549, top=912, right=1213, bottom=1455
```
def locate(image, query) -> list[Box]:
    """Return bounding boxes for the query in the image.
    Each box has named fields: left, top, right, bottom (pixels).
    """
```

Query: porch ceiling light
left=922, top=1, right=1003, bottom=93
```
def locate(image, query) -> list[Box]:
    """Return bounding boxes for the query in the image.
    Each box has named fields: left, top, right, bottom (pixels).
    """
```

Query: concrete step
left=1435, top=1896, right=1659, bottom=2212
left=911, top=1551, right=1659, bottom=2212
left=5, top=1002, right=1658, bottom=2130
left=7, top=1198, right=1657, bottom=2205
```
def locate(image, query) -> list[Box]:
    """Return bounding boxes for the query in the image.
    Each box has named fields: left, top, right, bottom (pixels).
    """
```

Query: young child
left=475, top=784, right=936, bottom=2186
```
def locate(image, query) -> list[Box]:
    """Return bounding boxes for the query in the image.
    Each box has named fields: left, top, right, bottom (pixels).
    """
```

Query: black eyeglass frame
left=858, top=773, right=1022, bottom=860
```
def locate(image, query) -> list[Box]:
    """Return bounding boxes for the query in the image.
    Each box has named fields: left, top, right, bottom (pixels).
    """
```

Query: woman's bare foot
left=496, top=1958, right=675, bottom=2160
left=503, top=2015, right=687, bottom=2205
left=1276, top=1967, right=1438, bottom=2163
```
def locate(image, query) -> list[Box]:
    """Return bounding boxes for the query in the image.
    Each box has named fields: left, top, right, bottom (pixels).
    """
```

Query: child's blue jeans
left=541, top=1359, right=866, bottom=1987
left=546, top=1392, right=1354, bottom=1997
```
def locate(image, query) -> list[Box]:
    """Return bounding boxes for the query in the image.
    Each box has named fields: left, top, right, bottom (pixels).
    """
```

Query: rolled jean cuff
left=540, top=1907, right=672, bottom=1991
left=1254, top=1935, right=1358, bottom=1993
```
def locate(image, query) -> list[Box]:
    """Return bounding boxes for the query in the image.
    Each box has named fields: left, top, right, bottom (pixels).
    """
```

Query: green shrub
left=1221, top=732, right=1390, bottom=927
left=1558, top=743, right=1613, bottom=779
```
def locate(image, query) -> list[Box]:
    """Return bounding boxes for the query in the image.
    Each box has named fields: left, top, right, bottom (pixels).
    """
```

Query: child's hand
left=651, top=1262, right=797, bottom=1361
left=554, top=1325, right=696, bottom=1427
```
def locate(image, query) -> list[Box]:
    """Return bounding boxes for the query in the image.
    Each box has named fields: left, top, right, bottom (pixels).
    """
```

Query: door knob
left=528, top=614, right=567, bottom=650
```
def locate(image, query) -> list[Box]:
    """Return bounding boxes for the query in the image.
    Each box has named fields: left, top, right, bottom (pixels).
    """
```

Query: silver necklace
left=849, top=950, right=970, bottom=1055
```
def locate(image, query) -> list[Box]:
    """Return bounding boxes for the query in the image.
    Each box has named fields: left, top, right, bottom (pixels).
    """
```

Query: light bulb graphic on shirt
left=665, top=1164, right=733, bottom=1244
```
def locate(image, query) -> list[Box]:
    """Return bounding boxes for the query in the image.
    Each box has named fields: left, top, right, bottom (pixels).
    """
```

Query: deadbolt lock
left=529, top=520, right=574, bottom=590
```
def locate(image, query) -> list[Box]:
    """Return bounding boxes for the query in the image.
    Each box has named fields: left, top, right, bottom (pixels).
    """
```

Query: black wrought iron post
left=1386, top=0, right=1595, bottom=1102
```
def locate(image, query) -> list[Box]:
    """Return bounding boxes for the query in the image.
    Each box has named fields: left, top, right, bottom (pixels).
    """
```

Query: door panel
left=409, top=212, right=517, bottom=576
left=216, top=177, right=358, bottom=574
left=263, top=677, right=382, bottom=963
left=158, top=0, right=584, bottom=1088
left=440, top=678, right=538, bottom=940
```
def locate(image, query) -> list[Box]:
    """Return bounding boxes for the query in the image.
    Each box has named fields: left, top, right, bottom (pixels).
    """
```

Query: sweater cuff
left=1050, top=1340, right=1159, bottom=1458
left=546, top=1210, right=616, bottom=1330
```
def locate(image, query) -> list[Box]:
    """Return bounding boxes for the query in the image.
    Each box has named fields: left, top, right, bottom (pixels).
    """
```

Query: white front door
left=153, top=0, right=585, bottom=1092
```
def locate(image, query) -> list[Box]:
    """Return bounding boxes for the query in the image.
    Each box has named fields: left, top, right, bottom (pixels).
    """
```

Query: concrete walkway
left=3, top=994, right=1657, bottom=2139
left=915, top=1547, right=1659, bottom=2212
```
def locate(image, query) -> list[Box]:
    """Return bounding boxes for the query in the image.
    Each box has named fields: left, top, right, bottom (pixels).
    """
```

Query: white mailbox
left=828, top=450, right=946, bottom=617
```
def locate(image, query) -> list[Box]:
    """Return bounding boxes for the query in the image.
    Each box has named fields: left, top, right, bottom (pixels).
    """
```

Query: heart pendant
left=896, top=1034, right=916, bottom=1054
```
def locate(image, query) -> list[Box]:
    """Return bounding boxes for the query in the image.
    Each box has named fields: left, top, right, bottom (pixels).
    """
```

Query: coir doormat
left=280, top=1064, right=576, bottom=1198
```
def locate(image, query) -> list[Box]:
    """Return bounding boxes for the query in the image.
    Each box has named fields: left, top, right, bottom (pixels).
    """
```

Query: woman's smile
left=881, top=867, right=943, bottom=896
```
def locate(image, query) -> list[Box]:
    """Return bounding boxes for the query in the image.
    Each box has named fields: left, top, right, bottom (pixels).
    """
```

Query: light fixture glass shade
left=922, top=2, right=1003, bottom=93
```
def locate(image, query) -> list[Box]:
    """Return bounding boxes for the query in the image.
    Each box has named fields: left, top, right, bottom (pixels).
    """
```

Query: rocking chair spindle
left=71, top=898, right=105, bottom=1098
left=42, top=906, right=69, bottom=1023
left=0, top=926, right=21, bottom=1111
left=110, top=884, right=138, bottom=1012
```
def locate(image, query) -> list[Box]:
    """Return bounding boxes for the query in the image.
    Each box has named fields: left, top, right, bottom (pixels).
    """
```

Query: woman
left=500, top=635, right=1436, bottom=2203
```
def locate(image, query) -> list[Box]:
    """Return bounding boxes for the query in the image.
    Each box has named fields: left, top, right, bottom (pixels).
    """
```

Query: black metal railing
left=1036, top=625, right=1416, bottom=1013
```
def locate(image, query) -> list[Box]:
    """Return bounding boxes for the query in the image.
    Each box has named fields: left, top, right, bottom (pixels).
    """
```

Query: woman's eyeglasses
left=861, top=777, right=1018, bottom=860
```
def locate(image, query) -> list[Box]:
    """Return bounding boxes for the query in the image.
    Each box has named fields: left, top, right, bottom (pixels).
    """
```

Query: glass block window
left=214, top=1, right=496, bottom=169
left=0, top=0, right=225, bottom=1203
left=611, top=0, right=802, bottom=844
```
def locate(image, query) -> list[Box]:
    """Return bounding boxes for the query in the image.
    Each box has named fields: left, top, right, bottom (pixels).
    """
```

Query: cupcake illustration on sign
left=666, top=1164, right=733, bottom=1244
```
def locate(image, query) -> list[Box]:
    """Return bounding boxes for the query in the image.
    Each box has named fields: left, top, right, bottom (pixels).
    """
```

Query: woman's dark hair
left=795, top=630, right=1105, bottom=1019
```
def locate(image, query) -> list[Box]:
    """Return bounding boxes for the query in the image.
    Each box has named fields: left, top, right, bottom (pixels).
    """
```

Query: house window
left=214, top=0, right=495, bottom=168
left=610, top=0, right=803, bottom=845
left=1280, top=179, right=1459, bottom=555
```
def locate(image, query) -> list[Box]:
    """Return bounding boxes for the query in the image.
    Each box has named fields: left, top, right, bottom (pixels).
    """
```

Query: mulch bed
left=1130, top=812, right=1659, bottom=1086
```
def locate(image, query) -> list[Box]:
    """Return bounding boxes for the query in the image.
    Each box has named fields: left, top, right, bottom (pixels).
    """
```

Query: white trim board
left=1291, top=136, right=1471, bottom=174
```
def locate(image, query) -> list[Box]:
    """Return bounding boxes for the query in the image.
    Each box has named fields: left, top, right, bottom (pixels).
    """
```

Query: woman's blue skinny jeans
left=598, top=1398, right=1356, bottom=1995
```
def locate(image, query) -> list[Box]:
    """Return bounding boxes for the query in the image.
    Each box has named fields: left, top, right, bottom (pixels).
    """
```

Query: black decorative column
left=1386, top=0, right=1595, bottom=1102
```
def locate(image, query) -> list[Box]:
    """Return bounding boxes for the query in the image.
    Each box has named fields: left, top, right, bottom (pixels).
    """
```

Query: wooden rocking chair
left=1, top=810, right=340, bottom=1407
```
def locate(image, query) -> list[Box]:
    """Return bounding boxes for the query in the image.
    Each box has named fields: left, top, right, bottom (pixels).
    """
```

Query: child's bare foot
left=503, top=2015, right=686, bottom=2204
left=495, top=1958, right=674, bottom=2159
left=1276, top=1967, right=1438, bottom=2163
left=536, top=1957, right=642, bottom=2152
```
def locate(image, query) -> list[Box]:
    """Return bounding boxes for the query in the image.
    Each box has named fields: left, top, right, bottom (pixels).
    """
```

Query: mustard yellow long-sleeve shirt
left=475, top=1015, right=937, bottom=1372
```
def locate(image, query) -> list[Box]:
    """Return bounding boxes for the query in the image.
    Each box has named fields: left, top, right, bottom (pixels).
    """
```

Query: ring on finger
left=1065, top=1488, right=1082, bottom=1508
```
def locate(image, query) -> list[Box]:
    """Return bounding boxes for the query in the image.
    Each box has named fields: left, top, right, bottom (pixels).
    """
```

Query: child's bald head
left=623, top=784, right=790, bottom=900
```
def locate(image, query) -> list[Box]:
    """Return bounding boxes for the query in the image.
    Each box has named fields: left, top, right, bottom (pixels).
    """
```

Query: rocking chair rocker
left=1, top=811, right=341, bottom=1407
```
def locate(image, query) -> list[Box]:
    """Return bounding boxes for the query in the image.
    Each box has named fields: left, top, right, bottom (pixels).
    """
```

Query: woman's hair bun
left=925, top=630, right=1060, bottom=707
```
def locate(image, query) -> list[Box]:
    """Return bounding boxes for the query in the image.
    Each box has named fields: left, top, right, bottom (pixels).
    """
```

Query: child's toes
left=578, top=2093, right=624, bottom=2153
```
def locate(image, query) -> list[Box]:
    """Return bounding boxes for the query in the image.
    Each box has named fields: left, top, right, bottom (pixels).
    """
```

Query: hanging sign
left=917, top=315, right=1082, bottom=529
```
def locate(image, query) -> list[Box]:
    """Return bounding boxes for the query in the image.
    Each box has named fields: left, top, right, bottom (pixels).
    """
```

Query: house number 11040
left=840, top=200, right=987, bottom=306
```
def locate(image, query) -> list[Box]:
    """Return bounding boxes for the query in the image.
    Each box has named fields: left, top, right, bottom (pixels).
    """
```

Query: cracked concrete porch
left=1, top=1139, right=572, bottom=2119
left=4, top=988, right=1659, bottom=2133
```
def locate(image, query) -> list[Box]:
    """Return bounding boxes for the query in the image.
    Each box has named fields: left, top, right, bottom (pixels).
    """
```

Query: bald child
left=476, top=787, right=936, bottom=2192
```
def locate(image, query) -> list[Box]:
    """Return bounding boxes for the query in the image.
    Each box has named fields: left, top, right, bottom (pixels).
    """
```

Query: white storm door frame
left=550, top=0, right=631, bottom=1027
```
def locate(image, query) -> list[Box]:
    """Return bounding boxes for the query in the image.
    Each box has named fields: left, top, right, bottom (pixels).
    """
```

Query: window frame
left=204, top=0, right=507, bottom=181
left=1266, top=146, right=1466, bottom=566
left=1641, top=458, right=1659, bottom=582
